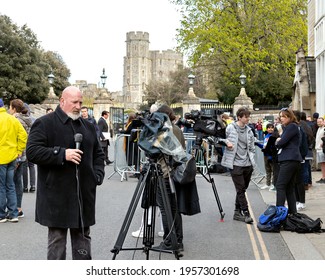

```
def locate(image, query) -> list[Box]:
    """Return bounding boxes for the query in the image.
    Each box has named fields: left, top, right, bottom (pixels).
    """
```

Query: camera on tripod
left=183, top=109, right=227, bottom=147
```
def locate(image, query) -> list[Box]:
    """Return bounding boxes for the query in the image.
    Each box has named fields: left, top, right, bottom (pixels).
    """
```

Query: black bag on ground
left=283, top=213, right=324, bottom=233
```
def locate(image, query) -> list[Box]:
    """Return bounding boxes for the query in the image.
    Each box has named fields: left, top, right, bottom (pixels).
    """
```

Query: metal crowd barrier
left=107, top=130, right=146, bottom=182
left=250, top=145, right=266, bottom=188
left=183, top=133, right=217, bottom=176
left=108, top=131, right=218, bottom=181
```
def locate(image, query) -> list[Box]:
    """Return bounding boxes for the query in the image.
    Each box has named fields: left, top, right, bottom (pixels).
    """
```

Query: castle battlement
left=123, top=31, right=183, bottom=107
left=126, top=31, right=149, bottom=41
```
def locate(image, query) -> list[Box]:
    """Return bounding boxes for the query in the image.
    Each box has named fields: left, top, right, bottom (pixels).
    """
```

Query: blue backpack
left=257, top=205, right=288, bottom=232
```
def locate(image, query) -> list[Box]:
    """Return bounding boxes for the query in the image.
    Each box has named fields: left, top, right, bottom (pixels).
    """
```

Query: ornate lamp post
left=48, top=72, right=55, bottom=84
left=239, top=69, right=248, bottom=97
left=239, top=70, right=247, bottom=88
left=100, top=68, right=107, bottom=88
left=233, top=68, right=253, bottom=112
left=187, top=73, right=196, bottom=97
left=47, top=71, right=56, bottom=98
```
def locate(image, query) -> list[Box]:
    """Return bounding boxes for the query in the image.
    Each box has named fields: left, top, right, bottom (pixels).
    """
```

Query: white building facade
left=315, top=0, right=325, bottom=116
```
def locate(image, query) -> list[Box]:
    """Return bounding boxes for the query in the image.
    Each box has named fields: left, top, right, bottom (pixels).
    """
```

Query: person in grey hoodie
left=221, top=107, right=256, bottom=224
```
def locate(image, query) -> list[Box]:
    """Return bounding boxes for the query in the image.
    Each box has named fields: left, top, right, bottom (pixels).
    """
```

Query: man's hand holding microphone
left=65, top=133, right=83, bottom=164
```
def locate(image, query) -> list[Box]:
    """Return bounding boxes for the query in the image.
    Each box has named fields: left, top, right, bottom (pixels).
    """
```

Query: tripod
left=193, top=136, right=225, bottom=222
left=111, top=160, right=183, bottom=260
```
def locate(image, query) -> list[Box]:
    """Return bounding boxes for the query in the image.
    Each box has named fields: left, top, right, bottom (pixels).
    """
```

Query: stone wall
left=122, top=31, right=183, bottom=109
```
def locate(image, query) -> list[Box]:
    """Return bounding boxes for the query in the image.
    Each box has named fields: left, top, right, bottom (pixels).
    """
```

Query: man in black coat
left=80, top=106, right=100, bottom=140
left=26, top=86, right=105, bottom=260
left=98, top=110, right=113, bottom=165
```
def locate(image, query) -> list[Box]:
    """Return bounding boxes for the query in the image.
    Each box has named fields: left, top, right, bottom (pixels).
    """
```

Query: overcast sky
left=1, top=0, right=182, bottom=91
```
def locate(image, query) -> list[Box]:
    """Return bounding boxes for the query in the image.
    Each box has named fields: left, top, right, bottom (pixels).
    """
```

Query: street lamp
left=188, top=73, right=195, bottom=87
left=47, top=70, right=56, bottom=98
left=48, top=72, right=55, bottom=84
left=239, top=70, right=246, bottom=87
left=187, top=73, right=196, bottom=97
left=100, top=68, right=107, bottom=88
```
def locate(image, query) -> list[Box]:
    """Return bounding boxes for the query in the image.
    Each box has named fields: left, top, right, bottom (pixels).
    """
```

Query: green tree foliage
left=0, top=15, right=70, bottom=105
left=171, top=0, right=307, bottom=105
left=42, top=51, right=70, bottom=96
left=143, top=66, right=207, bottom=106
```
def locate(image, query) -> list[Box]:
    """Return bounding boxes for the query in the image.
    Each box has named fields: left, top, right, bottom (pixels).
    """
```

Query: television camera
left=183, top=110, right=227, bottom=148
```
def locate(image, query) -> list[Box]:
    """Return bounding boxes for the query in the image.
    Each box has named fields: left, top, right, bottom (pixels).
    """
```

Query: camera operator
left=153, top=105, right=200, bottom=252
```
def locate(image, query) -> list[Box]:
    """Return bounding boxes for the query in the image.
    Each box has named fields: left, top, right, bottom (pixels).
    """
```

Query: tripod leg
left=111, top=168, right=149, bottom=259
left=143, top=205, right=156, bottom=260
left=154, top=170, right=181, bottom=259
left=195, top=146, right=225, bottom=221
left=210, top=177, right=225, bottom=221
left=142, top=174, right=157, bottom=250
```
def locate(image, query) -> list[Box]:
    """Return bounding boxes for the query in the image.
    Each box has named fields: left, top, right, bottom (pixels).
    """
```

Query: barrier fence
left=251, top=145, right=267, bottom=188
left=107, top=131, right=146, bottom=181
left=108, top=129, right=267, bottom=186
left=108, top=131, right=222, bottom=181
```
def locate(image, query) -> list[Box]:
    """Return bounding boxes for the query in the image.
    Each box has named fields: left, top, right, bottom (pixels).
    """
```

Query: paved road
left=1, top=143, right=324, bottom=260
left=0, top=165, right=291, bottom=260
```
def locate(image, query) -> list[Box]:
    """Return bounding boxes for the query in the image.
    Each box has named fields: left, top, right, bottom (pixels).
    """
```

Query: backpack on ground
left=283, top=213, right=324, bottom=233
left=257, top=205, right=288, bottom=232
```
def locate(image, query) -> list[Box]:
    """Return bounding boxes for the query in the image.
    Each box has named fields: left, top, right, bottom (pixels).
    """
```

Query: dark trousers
left=157, top=178, right=183, bottom=244
left=47, top=227, right=91, bottom=260
left=295, top=163, right=305, bottom=203
left=272, top=160, right=280, bottom=187
left=276, top=161, right=300, bottom=214
left=302, top=160, right=312, bottom=185
left=230, top=165, right=253, bottom=212
left=101, top=140, right=109, bottom=162
left=264, top=156, right=273, bottom=185
left=22, top=160, right=36, bottom=188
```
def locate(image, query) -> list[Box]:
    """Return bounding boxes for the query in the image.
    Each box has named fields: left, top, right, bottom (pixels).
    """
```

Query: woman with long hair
left=275, top=108, right=302, bottom=214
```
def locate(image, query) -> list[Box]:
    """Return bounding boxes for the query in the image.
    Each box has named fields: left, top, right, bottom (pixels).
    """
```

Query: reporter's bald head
left=60, top=86, right=83, bottom=120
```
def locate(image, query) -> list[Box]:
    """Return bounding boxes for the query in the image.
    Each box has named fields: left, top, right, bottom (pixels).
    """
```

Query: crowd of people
left=249, top=110, right=324, bottom=213
left=2, top=89, right=325, bottom=259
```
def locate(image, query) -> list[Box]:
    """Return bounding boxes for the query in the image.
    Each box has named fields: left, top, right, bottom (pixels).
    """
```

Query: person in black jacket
left=98, top=110, right=113, bottom=165
left=81, top=106, right=100, bottom=140
left=275, top=108, right=302, bottom=214
left=26, top=86, right=105, bottom=260
left=153, top=105, right=200, bottom=252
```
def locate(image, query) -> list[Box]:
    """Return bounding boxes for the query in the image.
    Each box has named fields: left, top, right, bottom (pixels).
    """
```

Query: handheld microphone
left=74, top=133, right=83, bottom=150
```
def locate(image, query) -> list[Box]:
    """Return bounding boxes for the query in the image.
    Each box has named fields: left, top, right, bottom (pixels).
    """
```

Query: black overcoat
left=26, top=106, right=105, bottom=228
left=98, top=117, right=109, bottom=147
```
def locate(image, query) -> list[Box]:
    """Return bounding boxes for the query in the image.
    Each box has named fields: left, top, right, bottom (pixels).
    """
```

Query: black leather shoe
left=152, top=242, right=184, bottom=252
left=29, top=186, right=35, bottom=192
left=106, top=160, right=114, bottom=165
left=23, top=188, right=28, bottom=193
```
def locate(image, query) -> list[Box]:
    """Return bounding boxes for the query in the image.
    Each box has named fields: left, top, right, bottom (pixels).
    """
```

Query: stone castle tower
left=123, top=31, right=183, bottom=108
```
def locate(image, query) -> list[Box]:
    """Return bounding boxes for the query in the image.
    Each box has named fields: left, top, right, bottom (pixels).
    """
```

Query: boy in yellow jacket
left=0, top=98, right=27, bottom=223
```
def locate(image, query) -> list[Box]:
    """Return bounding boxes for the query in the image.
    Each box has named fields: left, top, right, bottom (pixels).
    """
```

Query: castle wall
left=123, top=31, right=183, bottom=108
left=150, top=50, right=183, bottom=82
